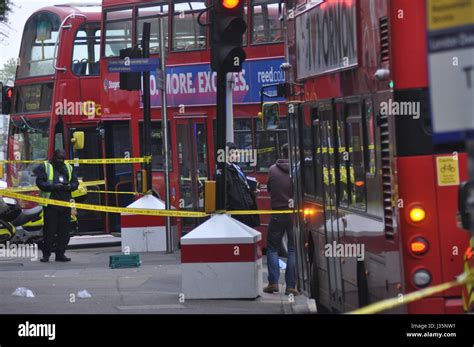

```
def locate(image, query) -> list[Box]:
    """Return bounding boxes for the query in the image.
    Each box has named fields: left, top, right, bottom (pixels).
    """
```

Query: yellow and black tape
left=0, top=190, right=300, bottom=218
left=0, top=190, right=207, bottom=218
left=349, top=269, right=474, bottom=314
left=5, top=180, right=105, bottom=193
left=0, top=157, right=151, bottom=165
left=86, top=190, right=139, bottom=195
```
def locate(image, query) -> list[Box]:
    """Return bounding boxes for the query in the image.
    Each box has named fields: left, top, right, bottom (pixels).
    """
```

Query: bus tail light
left=409, top=237, right=429, bottom=256
left=413, top=269, right=432, bottom=288
left=409, top=206, right=426, bottom=223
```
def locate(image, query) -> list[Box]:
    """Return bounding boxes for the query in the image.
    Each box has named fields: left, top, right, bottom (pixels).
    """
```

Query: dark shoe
left=285, top=288, right=300, bottom=296
left=263, top=283, right=279, bottom=293
left=55, top=255, right=71, bottom=262
left=40, top=257, right=49, bottom=263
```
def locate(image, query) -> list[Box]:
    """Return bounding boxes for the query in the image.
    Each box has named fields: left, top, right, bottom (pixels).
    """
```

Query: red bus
left=285, top=0, right=471, bottom=313
left=7, top=4, right=105, bottom=232
left=99, top=0, right=286, bottom=240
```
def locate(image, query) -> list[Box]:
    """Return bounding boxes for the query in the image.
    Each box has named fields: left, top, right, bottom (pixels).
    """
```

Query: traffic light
left=210, top=0, right=247, bottom=73
left=1, top=83, right=14, bottom=115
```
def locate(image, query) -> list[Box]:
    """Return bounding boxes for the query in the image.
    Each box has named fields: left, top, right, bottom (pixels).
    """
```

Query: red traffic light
left=6, top=88, right=13, bottom=99
left=222, top=0, right=240, bottom=9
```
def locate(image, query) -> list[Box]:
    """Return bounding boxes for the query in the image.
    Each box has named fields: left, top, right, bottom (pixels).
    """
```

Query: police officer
left=35, top=149, right=79, bottom=262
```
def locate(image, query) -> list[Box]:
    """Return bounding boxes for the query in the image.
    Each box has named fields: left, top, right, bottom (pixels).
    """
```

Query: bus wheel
left=357, top=261, right=369, bottom=307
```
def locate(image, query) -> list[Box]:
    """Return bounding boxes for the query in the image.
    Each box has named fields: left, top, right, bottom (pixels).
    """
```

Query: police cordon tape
left=349, top=269, right=474, bottom=314
left=6, top=180, right=106, bottom=193
left=0, top=157, right=151, bottom=165
left=0, top=190, right=297, bottom=218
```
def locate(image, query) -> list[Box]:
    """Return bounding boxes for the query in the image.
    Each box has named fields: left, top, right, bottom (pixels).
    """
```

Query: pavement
left=0, top=246, right=316, bottom=314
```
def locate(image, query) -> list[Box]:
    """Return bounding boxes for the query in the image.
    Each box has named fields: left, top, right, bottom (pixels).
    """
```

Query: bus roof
left=30, top=4, right=101, bottom=22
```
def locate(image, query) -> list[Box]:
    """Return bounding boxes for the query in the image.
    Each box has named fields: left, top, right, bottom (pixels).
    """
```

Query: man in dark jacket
left=225, top=142, right=260, bottom=227
left=34, top=149, right=79, bottom=262
left=263, top=144, right=298, bottom=295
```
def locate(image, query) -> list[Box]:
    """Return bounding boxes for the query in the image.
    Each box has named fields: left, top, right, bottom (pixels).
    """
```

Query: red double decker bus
left=6, top=4, right=105, bottom=232
left=99, top=0, right=287, bottom=239
left=285, top=0, right=471, bottom=313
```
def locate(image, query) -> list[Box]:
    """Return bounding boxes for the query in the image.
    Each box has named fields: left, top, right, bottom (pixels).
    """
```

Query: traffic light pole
left=226, top=73, right=234, bottom=143
left=216, top=70, right=227, bottom=211
left=142, top=22, right=152, bottom=192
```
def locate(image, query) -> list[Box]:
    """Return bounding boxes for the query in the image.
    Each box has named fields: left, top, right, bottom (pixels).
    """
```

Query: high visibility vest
left=39, top=161, right=73, bottom=206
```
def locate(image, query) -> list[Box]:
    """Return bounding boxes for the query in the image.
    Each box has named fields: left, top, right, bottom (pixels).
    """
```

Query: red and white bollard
left=181, top=214, right=263, bottom=299
left=121, top=195, right=177, bottom=252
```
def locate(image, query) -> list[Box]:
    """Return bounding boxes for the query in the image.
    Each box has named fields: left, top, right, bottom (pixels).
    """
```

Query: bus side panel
left=434, top=153, right=469, bottom=313
left=397, top=155, right=444, bottom=313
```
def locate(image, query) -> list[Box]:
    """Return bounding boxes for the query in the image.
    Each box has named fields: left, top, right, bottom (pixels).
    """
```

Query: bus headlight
left=409, top=206, right=426, bottom=223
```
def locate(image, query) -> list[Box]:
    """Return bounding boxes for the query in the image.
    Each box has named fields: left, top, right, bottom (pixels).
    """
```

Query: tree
left=0, top=0, right=13, bottom=22
left=0, top=57, right=17, bottom=84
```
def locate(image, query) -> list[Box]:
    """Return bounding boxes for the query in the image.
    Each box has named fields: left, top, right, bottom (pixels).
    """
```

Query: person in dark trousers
left=34, top=149, right=79, bottom=262
left=225, top=142, right=260, bottom=228
left=263, top=143, right=299, bottom=295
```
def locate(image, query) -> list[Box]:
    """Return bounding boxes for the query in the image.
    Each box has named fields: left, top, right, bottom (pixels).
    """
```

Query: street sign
left=427, top=0, right=474, bottom=143
left=108, top=58, right=161, bottom=73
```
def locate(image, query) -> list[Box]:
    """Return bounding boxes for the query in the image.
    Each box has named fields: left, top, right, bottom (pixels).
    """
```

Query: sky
left=0, top=0, right=77, bottom=67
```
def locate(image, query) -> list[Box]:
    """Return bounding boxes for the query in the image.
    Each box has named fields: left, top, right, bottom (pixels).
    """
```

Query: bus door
left=317, top=103, right=344, bottom=312
left=103, top=121, right=133, bottom=232
left=288, top=103, right=310, bottom=293
left=68, top=125, right=105, bottom=233
left=176, top=117, right=209, bottom=231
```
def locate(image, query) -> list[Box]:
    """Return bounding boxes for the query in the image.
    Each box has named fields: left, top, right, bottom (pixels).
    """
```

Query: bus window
left=251, top=0, right=283, bottom=44
left=10, top=117, right=50, bottom=186
left=15, top=83, right=53, bottom=114
left=172, top=1, right=206, bottom=51
left=137, top=4, right=169, bottom=55
left=312, top=118, right=323, bottom=200
left=347, top=104, right=367, bottom=210
left=336, top=104, right=349, bottom=206
left=255, top=117, right=287, bottom=173
left=72, top=24, right=101, bottom=76
left=54, top=121, right=64, bottom=151
left=139, top=121, right=172, bottom=171
left=104, top=8, right=133, bottom=57
left=233, top=118, right=254, bottom=172
left=17, top=12, right=61, bottom=78
left=302, top=108, right=316, bottom=197
left=365, top=99, right=376, bottom=176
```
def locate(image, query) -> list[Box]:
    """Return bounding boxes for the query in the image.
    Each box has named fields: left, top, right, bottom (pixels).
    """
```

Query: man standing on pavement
left=225, top=142, right=260, bottom=228
left=34, top=149, right=79, bottom=262
left=263, top=144, right=299, bottom=295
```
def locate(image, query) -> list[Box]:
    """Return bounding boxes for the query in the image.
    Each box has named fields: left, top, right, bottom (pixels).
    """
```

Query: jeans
left=266, top=214, right=296, bottom=288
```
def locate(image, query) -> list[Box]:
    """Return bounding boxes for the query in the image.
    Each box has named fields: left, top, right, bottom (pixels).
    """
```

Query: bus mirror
left=71, top=131, right=85, bottom=150
left=262, top=102, right=279, bottom=130
left=458, top=181, right=473, bottom=231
